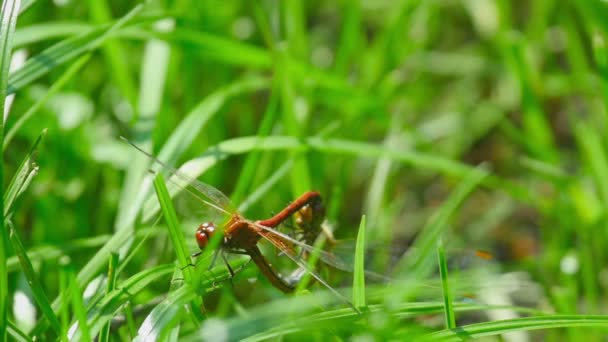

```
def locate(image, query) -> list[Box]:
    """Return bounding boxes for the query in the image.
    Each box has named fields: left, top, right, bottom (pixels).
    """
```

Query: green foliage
left=3, top=0, right=608, bottom=340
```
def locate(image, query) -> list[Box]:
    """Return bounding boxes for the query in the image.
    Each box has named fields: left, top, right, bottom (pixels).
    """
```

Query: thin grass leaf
left=230, top=82, right=279, bottom=205
left=67, top=267, right=92, bottom=342
left=155, top=76, right=269, bottom=167
left=88, top=1, right=137, bottom=106
left=30, top=226, right=136, bottom=336
left=7, top=319, right=30, bottom=342
left=7, top=3, right=143, bottom=95
left=151, top=172, right=205, bottom=322
left=152, top=174, right=194, bottom=280
left=5, top=53, right=90, bottom=148
left=0, top=1, right=21, bottom=339
left=69, top=264, right=174, bottom=341
left=427, top=315, right=608, bottom=341
left=98, top=253, right=119, bottom=342
left=8, top=224, right=66, bottom=340
left=17, top=0, right=34, bottom=15
left=4, top=129, right=44, bottom=217
left=13, top=22, right=92, bottom=47
left=436, top=237, right=455, bottom=329
left=133, top=284, right=198, bottom=342
left=352, top=215, right=366, bottom=309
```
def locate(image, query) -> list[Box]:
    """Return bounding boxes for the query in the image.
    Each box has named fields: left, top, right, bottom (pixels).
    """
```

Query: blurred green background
left=3, top=0, right=608, bottom=340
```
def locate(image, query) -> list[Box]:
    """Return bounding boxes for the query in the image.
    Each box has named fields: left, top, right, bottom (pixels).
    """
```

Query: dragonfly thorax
left=195, top=222, right=216, bottom=249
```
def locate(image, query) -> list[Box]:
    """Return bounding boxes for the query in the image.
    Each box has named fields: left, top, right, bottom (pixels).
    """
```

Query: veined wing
left=121, top=137, right=235, bottom=223
left=122, top=137, right=236, bottom=221
left=256, top=227, right=360, bottom=313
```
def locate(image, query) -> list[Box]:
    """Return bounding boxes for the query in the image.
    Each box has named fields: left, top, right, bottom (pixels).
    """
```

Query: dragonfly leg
left=207, top=248, right=221, bottom=271
left=221, top=252, right=236, bottom=288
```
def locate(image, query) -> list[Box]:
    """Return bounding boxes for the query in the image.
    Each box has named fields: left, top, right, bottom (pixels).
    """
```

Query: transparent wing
left=256, top=228, right=360, bottom=313
left=122, top=137, right=235, bottom=219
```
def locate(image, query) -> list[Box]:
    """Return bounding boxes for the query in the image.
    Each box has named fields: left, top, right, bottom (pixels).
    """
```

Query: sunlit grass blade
left=230, top=83, right=279, bottom=205
left=352, top=215, right=366, bottom=309
left=4, top=53, right=90, bottom=148
left=69, top=264, right=174, bottom=341
left=9, top=223, right=66, bottom=340
left=152, top=174, right=194, bottom=276
left=0, top=1, right=21, bottom=339
left=7, top=3, right=143, bottom=95
left=4, top=128, right=44, bottom=217
left=7, top=319, right=29, bottom=342
left=152, top=173, right=204, bottom=321
left=155, top=76, right=269, bottom=167
left=134, top=284, right=198, bottom=342
left=436, top=237, right=455, bottom=329
left=67, top=266, right=92, bottom=342
left=17, top=0, right=35, bottom=15
left=427, top=315, right=608, bottom=341
left=29, top=226, right=135, bottom=336
left=88, top=0, right=137, bottom=105
left=98, top=253, right=119, bottom=342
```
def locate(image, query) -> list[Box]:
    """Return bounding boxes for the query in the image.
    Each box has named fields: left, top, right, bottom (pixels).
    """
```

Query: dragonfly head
left=195, top=222, right=216, bottom=249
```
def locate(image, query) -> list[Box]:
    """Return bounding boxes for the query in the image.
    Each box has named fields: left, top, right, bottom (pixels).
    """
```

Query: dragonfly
left=123, top=138, right=359, bottom=312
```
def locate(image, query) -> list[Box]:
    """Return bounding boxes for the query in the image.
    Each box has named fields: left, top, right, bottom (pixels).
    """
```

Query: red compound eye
left=195, top=222, right=216, bottom=249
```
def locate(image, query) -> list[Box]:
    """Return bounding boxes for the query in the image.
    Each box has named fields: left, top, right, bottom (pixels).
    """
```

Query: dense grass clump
left=3, top=0, right=608, bottom=340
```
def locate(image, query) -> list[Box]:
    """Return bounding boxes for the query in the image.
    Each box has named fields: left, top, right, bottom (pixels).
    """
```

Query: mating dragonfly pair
left=125, top=139, right=356, bottom=309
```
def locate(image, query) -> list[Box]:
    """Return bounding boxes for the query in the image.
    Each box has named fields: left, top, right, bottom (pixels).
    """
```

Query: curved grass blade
left=8, top=319, right=30, bottom=342
left=0, top=1, right=22, bottom=339
left=133, top=284, right=197, bottom=342
left=66, top=266, right=91, bottom=342
left=4, top=53, right=90, bottom=148
left=152, top=174, right=195, bottom=282
left=68, top=264, right=174, bottom=341
left=98, top=253, right=119, bottom=342
left=436, top=237, right=455, bottom=329
left=427, top=315, right=608, bottom=341
left=4, top=128, right=44, bottom=217
left=152, top=173, right=204, bottom=323
left=9, top=224, right=66, bottom=340
left=352, top=215, right=366, bottom=309
left=7, top=4, right=143, bottom=95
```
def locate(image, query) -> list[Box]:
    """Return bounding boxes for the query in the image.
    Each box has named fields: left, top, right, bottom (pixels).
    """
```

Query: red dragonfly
left=124, top=138, right=358, bottom=311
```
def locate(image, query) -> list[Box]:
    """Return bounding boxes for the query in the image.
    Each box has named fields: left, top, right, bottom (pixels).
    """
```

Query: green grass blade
left=9, top=224, right=66, bottom=340
left=151, top=173, right=205, bottom=321
left=152, top=174, right=192, bottom=278
left=0, top=0, right=21, bottom=339
left=427, top=315, right=608, bottom=341
left=155, top=76, right=269, bottom=166
left=88, top=0, right=137, bottom=106
left=4, top=53, right=90, bottom=148
left=3, top=128, right=44, bottom=217
left=13, top=22, right=91, bottom=47
left=69, top=264, right=174, bottom=341
left=436, top=237, right=455, bottom=329
left=29, top=227, right=136, bottom=335
left=67, top=266, right=92, bottom=342
left=17, top=0, right=35, bottom=15
left=7, top=319, right=30, bottom=342
left=352, top=215, right=366, bottom=309
left=133, top=285, right=198, bottom=341
left=98, top=253, right=119, bottom=342
left=7, top=3, right=143, bottom=95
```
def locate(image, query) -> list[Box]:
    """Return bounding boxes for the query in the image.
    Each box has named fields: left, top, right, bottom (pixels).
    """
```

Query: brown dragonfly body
left=194, top=191, right=325, bottom=293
